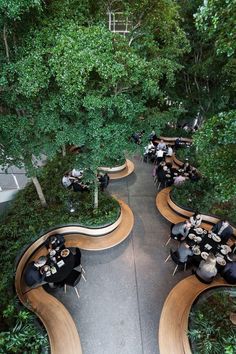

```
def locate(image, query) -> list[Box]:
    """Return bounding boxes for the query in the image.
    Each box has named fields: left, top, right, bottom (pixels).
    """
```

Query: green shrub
left=0, top=301, right=48, bottom=354
left=172, top=180, right=236, bottom=224
left=0, top=154, right=121, bottom=352
left=176, top=145, right=199, bottom=168
left=188, top=288, right=236, bottom=354
left=160, top=126, right=193, bottom=138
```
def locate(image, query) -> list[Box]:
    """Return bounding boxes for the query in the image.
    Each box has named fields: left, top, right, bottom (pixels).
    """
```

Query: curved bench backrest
left=159, top=276, right=235, bottom=354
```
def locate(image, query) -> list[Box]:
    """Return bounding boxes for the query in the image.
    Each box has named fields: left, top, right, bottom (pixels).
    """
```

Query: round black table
left=45, top=249, right=75, bottom=283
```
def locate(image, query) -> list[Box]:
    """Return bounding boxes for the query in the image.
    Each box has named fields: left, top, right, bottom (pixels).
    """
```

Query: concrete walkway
left=52, top=157, right=189, bottom=354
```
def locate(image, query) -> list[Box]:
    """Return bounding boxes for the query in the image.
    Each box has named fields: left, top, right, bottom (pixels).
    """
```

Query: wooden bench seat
left=15, top=198, right=134, bottom=354
left=107, top=159, right=135, bottom=180
left=159, top=276, right=235, bottom=354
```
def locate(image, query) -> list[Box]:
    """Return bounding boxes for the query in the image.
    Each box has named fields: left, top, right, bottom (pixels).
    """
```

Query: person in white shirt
left=71, top=168, right=83, bottom=178
left=166, top=145, right=173, bottom=157
left=62, top=172, right=75, bottom=188
left=155, top=149, right=164, bottom=164
left=189, top=212, right=202, bottom=228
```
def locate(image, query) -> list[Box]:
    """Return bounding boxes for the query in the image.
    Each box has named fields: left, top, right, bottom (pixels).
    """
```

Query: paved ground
left=48, top=157, right=190, bottom=354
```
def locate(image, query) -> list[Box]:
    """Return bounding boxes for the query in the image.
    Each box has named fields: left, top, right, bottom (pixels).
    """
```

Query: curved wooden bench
left=159, top=275, right=235, bottom=354
left=15, top=198, right=134, bottom=354
left=156, top=187, right=236, bottom=235
left=106, top=159, right=134, bottom=180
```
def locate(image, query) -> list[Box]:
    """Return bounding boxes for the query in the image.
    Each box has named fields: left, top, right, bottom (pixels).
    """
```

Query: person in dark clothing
left=99, top=173, right=110, bottom=192
left=211, top=220, right=233, bottom=243
left=24, top=256, right=47, bottom=287
left=221, top=256, right=236, bottom=284
left=45, top=234, right=65, bottom=251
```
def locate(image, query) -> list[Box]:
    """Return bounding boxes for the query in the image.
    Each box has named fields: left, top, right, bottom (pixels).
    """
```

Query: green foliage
left=172, top=180, right=236, bottom=224
left=0, top=154, right=120, bottom=351
left=188, top=288, right=236, bottom=354
left=195, top=0, right=236, bottom=57
left=176, top=145, right=199, bottom=168
left=0, top=301, right=48, bottom=354
left=193, top=110, right=236, bottom=202
left=160, top=126, right=192, bottom=138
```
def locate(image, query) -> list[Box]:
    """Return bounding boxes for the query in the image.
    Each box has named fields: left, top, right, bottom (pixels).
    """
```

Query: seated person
left=73, top=180, right=89, bottom=192
left=175, top=137, right=182, bottom=149
left=211, top=219, right=233, bottom=243
left=71, top=168, right=83, bottom=178
left=171, top=220, right=192, bottom=241
left=182, top=161, right=191, bottom=173
left=227, top=237, right=236, bottom=256
left=45, top=234, right=65, bottom=251
left=189, top=167, right=200, bottom=182
left=221, top=255, right=236, bottom=284
left=98, top=173, right=110, bottom=191
left=157, top=139, right=166, bottom=151
left=177, top=241, right=193, bottom=263
left=173, top=173, right=187, bottom=186
left=155, top=149, right=165, bottom=164
left=166, top=145, right=173, bottom=157
left=195, top=253, right=217, bottom=284
left=189, top=212, right=202, bottom=228
left=62, top=172, right=76, bottom=189
left=24, top=256, right=47, bottom=287
left=157, top=165, right=169, bottom=188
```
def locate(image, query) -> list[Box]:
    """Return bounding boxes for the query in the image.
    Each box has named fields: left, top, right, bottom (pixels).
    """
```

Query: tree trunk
left=32, top=176, right=47, bottom=207
left=62, top=145, right=66, bottom=157
left=3, top=24, right=9, bottom=62
left=93, top=182, right=98, bottom=209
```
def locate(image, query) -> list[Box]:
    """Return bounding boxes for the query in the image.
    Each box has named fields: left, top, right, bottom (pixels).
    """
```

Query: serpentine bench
left=15, top=199, right=134, bottom=354
left=156, top=187, right=236, bottom=236
left=99, top=159, right=135, bottom=180
left=158, top=275, right=235, bottom=354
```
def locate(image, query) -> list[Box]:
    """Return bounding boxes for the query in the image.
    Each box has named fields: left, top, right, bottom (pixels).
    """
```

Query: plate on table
left=193, top=247, right=200, bottom=255
left=201, top=252, right=209, bottom=260
left=195, top=228, right=204, bottom=235
left=212, top=234, right=221, bottom=243
left=61, top=248, right=70, bottom=258
left=188, top=233, right=195, bottom=240
left=216, top=257, right=226, bottom=266
left=220, top=245, right=231, bottom=255
left=194, top=236, right=202, bottom=243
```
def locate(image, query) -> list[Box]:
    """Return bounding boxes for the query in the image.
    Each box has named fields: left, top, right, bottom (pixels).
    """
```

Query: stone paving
left=50, top=156, right=190, bottom=354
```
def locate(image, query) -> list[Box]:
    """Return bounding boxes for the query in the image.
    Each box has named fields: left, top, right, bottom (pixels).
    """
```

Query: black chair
left=73, top=248, right=86, bottom=280
left=64, top=269, right=82, bottom=299
left=164, top=224, right=181, bottom=246
left=165, top=249, right=187, bottom=276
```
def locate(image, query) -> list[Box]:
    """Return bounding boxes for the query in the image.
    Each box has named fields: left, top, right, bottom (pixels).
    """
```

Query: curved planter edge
left=15, top=198, right=134, bottom=354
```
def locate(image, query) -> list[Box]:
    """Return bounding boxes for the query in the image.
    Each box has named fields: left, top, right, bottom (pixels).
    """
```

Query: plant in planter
left=188, top=288, right=236, bottom=354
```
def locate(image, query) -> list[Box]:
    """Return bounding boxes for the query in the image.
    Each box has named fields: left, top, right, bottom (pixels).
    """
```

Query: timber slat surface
left=15, top=199, right=134, bottom=354
left=159, top=276, right=234, bottom=354
left=108, top=159, right=135, bottom=180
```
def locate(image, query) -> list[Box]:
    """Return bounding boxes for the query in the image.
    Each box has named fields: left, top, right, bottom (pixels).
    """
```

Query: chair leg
left=80, top=265, right=86, bottom=274
left=165, top=254, right=171, bottom=263
left=184, top=263, right=187, bottom=272
left=64, top=284, right=67, bottom=293
left=172, top=265, right=178, bottom=276
left=164, top=237, right=171, bottom=247
left=74, top=287, right=80, bottom=299
left=157, top=182, right=161, bottom=190
left=82, top=273, right=87, bottom=282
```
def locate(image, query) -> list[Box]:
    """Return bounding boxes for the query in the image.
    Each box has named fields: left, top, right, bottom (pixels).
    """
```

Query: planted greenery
left=160, top=127, right=193, bottom=139
left=175, top=145, right=199, bottom=168
left=0, top=303, right=48, bottom=354
left=188, top=288, right=236, bottom=354
left=0, top=154, right=120, bottom=352
left=172, top=180, right=236, bottom=225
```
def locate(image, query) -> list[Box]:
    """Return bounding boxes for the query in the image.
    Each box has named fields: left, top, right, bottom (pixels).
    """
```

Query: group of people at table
left=24, top=235, right=83, bottom=289
left=143, top=138, right=199, bottom=188
left=62, top=168, right=110, bottom=192
left=169, top=215, right=236, bottom=284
